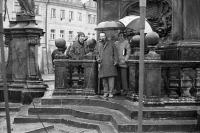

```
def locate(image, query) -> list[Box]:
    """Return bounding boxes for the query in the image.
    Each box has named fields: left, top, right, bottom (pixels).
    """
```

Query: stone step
left=40, top=96, right=198, bottom=120
left=27, top=103, right=198, bottom=132
left=0, top=102, right=21, bottom=112
left=14, top=115, right=117, bottom=133
left=53, top=89, right=95, bottom=96
left=14, top=114, right=198, bottom=132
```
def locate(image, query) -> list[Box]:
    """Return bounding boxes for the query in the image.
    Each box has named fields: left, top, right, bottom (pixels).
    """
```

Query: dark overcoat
left=96, top=40, right=118, bottom=78
left=69, top=40, right=88, bottom=60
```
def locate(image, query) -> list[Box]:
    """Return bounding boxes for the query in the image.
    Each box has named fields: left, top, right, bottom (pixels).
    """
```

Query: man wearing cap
left=69, top=32, right=89, bottom=60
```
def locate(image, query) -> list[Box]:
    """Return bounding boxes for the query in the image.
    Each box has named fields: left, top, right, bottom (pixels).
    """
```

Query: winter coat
left=115, top=40, right=131, bottom=68
left=96, top=40, right=118, bottom=78
left=69, top=40, right=89, bottom=60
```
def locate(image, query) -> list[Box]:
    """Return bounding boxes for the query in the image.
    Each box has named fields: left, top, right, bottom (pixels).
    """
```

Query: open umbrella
left=95, top=21, right=125, bottom=31
left=119, top=15, right=153, bottom=33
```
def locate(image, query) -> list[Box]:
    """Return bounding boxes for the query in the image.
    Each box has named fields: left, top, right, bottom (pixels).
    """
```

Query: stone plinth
left=197, top=110, right=200, bottom=130
left=165, top=0, right=200, bottom=61
left=1, top=20, right=47, bottom=104
left=83, top=55, right=98, bottom=95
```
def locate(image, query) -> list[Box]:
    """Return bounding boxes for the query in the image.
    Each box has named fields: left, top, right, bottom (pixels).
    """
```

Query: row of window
left=54, top=0, right=97, bottom=8
left=51, top=8, right=96, bottom=24
left=50, top=29, right=96, bottom=40
left=13, top=1, right=97, bottom=23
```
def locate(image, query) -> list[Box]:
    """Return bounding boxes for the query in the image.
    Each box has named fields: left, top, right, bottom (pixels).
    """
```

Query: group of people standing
left=52, top=31, right=131, bottom=98
left=96, top=32, right=131, bottom=98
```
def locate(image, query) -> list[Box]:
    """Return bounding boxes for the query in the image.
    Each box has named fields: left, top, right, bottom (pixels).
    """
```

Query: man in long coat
left=96, top=32, right=118, bottom=98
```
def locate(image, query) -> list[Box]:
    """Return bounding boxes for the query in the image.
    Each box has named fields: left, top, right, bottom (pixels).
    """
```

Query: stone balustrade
left=54, top=58, right=98, bottom=95
left=54, top=51, right=200, bottom=106
left=128, top=60, right=200, bottom=102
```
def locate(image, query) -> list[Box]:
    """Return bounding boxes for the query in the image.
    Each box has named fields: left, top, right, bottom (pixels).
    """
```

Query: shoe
left=121, top=90, right=128, bottom=96
left=108, top=94, right=113, bottom=98
left=102, top=93, right=108, bottom=98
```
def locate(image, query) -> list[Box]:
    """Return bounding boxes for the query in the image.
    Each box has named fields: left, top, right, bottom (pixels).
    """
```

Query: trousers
left=102, top=76, right=115, bottom=94
left=116, top=67, right=128, bottom=92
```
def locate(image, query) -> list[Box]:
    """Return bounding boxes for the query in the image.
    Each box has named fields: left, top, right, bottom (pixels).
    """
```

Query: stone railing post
left=128, top=35, right=140, bottom=95
left=195, top=68, right=200, bottom=101
left=54, top=39, right=68, bottom=90
left=83, top=56, right=97, bottom=95
left=128, top=62, right=139, bottom=94
left=144, top=32, right=162, bottom=106
left=83, top=38, right=97, bottom=95
left=197, top=110, right=200, bottom=130
left=54, top=60, right=68, bottom=90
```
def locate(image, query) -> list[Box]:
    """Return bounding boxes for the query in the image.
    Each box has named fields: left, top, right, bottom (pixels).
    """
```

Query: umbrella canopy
left=119, top=15, right=153, bottom=33
left=95, top=21, right=125, bottom=31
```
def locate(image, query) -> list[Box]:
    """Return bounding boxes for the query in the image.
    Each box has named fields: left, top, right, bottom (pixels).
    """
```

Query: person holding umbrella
left=96, top=32, right=118, bottom=98
left=115, top=32, right=131, bottom=96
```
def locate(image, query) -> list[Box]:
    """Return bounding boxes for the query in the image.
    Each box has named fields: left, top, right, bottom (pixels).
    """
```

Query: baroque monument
left=0, top=0, right=47, bottom=104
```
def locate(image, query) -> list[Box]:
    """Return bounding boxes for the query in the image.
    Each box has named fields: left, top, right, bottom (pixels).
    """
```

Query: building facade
left=3, top=0, right=97, bottom=73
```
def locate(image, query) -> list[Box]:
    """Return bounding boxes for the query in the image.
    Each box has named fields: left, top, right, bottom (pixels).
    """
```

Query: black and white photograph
left=0, top=0, right=200, bottom=133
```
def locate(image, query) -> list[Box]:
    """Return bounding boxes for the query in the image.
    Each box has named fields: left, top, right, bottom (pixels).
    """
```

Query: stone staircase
left=14, top=95, right=200, bottom=133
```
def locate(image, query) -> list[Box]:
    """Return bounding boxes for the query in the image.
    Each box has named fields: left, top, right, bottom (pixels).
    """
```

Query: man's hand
left=125, top=59, right=128, bottom=62
left=97, top=59, right=101, bottom=63
left=114, top=63, right=118, bottom=66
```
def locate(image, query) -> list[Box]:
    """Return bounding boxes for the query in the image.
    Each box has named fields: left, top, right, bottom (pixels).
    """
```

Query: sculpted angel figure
left=17, top=0, right=35, bottom=16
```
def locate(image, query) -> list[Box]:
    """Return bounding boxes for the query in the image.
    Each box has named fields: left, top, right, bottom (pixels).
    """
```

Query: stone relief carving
left=122, top=0, right=172, bottom=42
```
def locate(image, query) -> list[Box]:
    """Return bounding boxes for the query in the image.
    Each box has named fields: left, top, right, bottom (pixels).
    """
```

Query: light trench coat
left=114, top=40, right=131, bottom=68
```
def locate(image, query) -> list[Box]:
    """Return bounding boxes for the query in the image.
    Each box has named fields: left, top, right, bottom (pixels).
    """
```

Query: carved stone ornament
left=28, top=38, right=39, bottom=45
left=122, top=0, right=172, bottom=38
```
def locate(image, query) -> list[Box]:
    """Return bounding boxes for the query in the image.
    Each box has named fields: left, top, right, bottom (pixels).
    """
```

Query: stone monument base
left=0, top=80, right=47, bottom=104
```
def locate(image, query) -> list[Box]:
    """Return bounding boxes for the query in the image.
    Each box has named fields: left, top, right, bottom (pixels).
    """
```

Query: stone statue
left=17, top=0, right=35, bottom=17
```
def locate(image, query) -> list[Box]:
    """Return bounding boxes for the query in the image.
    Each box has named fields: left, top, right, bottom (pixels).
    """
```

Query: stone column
left=1, top=19, right=47, bottom=104
left=164, top=0, right=200, bottom=61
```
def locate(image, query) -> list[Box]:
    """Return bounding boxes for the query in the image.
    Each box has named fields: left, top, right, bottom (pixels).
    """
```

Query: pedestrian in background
left=115, top=32, right=131, bottom=96
left=69, top=32, right=89, bottom=75
left=69, top=32, right=89, bottom=60
left=96, top=32, right=118, bottom=98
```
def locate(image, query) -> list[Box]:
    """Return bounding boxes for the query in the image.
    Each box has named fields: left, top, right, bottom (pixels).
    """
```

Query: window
left=51, top=8, right=56, bottom=18
left=14, top=1, right=20, bottom=12
left=35, top=5, right=39, bottom=15
left=77, top=12, right=82, bottom=21
left=50, top=29, right=55, bottom=39
left=60, top=10, right=65, bottom=20
left=88, top=14, right=92, bottom=24
left=60, top=30, right=65, bottom=38
left=69, top=11, right=74, bottom=21
left=89, top=0, right=92, bottom=6
left=69, top=31, right=73, bottom=39
left=93, top=15, right=96, bottom=24
left=93, top=1, right=97, bottom=8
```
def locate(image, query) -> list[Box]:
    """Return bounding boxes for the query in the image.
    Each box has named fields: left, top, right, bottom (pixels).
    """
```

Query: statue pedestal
left=0, top=19, right=47, bottom=104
